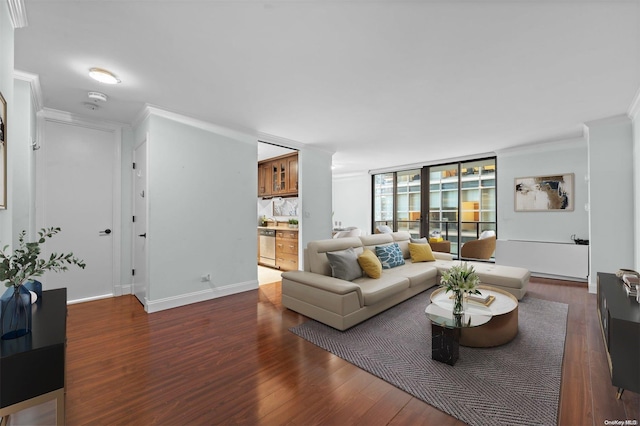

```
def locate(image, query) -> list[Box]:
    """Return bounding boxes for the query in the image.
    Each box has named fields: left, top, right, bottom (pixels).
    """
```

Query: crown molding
left=133, top=104, right=256, bottom=145
left=368, top=151, right=496, bottom=175
left=583, top=113, right=631, bottom=128
left=496, top=133, right=586, bottom=158
left=14, top=70, right=42, bottom=112
left=628, top=84, right=640, bottom=121
left=7, top=0, right=28, bottom=28
left=40, top=107, right=125, bottom=132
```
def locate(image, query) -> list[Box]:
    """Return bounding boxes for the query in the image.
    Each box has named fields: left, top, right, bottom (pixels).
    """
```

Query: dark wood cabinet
left=597, top=272, right=640, bottom=398
left=258, top=152, right=298, bottom=197
left=276, top=229, right=298, bottom=271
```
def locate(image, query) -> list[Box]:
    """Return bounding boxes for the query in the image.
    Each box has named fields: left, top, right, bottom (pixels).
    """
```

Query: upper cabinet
left=259, top=152, right=298, bottom=197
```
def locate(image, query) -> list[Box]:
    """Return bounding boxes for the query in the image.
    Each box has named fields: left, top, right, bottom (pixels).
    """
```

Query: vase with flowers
left=440, top=262, right=481, bottom=318
left=0, top=227, right=85, bottom=339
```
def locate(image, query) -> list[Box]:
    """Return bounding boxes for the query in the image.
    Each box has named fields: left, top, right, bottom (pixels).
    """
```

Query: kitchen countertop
left=258, top=225, right=299, bottom=230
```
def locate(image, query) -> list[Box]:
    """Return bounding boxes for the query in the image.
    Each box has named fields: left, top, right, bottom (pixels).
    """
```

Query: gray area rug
left=290, top=290, right=568, bottom=426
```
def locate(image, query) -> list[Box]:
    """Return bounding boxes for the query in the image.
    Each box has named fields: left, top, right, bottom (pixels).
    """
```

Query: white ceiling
left=14, top=0, right=640, bottom=175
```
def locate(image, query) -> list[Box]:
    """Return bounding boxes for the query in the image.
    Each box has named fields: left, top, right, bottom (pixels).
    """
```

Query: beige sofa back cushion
left=392, top=231, right=412, bottom=258
left=359, top=233, right=394, bottom=252
left=306, top=237, right=364, bottom=275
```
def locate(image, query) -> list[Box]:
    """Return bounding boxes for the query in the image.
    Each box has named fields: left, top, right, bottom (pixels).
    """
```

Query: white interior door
left=37, top=118, right=120, bottom=302
left=133, top=139, right=148, bottom=306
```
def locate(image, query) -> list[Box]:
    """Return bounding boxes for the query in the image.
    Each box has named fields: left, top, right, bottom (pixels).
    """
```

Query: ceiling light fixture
left=88, top=67, right=120, bottom=84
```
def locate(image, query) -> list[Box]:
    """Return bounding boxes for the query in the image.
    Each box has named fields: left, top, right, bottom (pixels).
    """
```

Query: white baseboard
left=145, top=280, right=259, bottom=313
left=114, top=282, right=133, bottom=297
left=67, top=293, right=114, bottom=305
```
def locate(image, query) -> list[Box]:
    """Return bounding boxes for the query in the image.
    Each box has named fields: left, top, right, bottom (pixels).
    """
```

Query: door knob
left=99, top=229, right=112, bottom=236
left=138, top=233, right=147, bottom=238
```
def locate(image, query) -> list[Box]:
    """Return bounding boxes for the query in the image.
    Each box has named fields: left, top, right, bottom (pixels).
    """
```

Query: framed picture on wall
left=0, top=91, right=6, bottom=209
left=514, top=173, right=574, bottom=212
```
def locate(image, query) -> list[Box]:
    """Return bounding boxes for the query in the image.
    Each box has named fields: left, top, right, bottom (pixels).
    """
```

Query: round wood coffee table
left=430, top=285, right=518, bottom=348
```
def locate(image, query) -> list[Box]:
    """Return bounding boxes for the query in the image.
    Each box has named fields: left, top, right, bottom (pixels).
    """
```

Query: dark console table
left=0, top=288, right=66, bottom=425
left=597, top=273, right=640, bottom=398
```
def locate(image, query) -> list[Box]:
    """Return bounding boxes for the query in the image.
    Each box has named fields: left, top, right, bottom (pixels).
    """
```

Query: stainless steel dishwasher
left=259, top=228, right=276, bottom=267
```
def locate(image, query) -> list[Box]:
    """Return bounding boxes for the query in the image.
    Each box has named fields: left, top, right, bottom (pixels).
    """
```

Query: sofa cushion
left=306, top=237, right=364, bottom=275
left=353, top=275, right=410, bottom=305
left=358, top=249, right=382, bottom=279
left=410, top=237, right=427, bottom=244
left=385, top=260, right=438, bottom=287
left=375, top=243, right=405, bottom=269
left=360, top=233, right=394, bottom=252
left=391, top=231, right=412, bottom=259
left=326, top=248, right=363, bottom=281
left=408, top=242, right=436, bottom=262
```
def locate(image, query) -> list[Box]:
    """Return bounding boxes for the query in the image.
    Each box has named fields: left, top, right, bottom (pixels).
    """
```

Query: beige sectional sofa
left=281, top=231, right=529, bottom=330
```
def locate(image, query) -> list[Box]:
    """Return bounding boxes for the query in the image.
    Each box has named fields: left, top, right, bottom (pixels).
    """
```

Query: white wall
left=585, top=115, right=634, bottom=292
left=299, top=146, right=333, bottom=247
left=630, top=95, right=640, bottom=273
left=332, top=172, right=371, bottom=234
left=141, top=110, right=259, bottom=310
left=11, top=79, right=35, bottom=241
left=0, top=2, right=13, bottom=246
left=497, top=137, right=589, bottom=243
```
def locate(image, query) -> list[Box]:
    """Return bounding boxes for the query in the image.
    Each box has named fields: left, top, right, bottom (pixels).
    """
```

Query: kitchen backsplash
left=258, top=197, right=299, bottom=221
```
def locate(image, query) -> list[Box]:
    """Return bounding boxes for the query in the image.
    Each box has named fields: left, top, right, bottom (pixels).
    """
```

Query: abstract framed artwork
left=514, top=173, right=574, bottom=212
left=0, top=91, right=5, bottom=209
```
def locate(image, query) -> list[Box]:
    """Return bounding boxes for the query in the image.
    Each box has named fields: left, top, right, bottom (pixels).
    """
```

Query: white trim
left=145, top=280, right=258, bottom=313
left=7, top=0, right=28, bottom=28
left=40, top=107, right=128, bottom=130
left=496, top=135, right=586, bottom=158
left=584, top=113, right=632, bottom=128
left=13, top=70, right=43, bottom=112
left=67, top=293, right=114, bottom=305
left=369, top=151, right=496, bottom=175
left=36, top=109, right=123, bottom=301
left=132, top=135, right=149, bottom=306
left=628, top=84, right=640, bottom=121
left=133, top=104, right=256, bottom=145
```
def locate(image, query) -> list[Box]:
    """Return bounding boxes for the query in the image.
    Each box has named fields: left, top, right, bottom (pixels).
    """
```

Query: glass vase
left=452, top=290, right=464, bottom=316
left=0, top=285, right=32, bottom=340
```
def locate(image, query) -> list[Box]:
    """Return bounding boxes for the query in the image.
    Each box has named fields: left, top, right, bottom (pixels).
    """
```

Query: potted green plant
left=288, top=218, right=299, bottom=229
left=439, top=262, right=480, bottom=316
left=0, top=227, right=85, bottom=339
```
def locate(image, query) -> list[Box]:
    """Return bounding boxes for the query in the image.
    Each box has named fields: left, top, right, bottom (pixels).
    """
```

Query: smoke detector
left=88, top=91, right=107, bottom=102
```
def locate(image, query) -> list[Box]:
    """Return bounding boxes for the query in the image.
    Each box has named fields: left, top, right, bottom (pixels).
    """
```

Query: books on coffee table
left=467, top=292, right=495, bottom=307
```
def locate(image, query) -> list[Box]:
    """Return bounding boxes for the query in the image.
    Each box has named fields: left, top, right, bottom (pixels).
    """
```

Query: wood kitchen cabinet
left=258, top=152, right=298, bottom=197
left=276, top=229, right=298, bottom=271
left=258, top=162, right=272, bottom=197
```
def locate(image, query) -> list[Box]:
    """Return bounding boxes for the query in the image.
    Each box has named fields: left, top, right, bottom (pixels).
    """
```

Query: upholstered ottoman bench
left=468, top=263, right=529, bottom=300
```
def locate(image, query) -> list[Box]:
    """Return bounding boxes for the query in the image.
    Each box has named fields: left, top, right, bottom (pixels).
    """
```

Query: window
left=372, top=169, right=421, bottom=237
left=372, top=157, right=496, bottom=257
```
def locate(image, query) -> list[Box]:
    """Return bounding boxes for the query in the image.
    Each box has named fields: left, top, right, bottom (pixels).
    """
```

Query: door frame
left=132, top=135, right=149, bottom=309
left=35, top=109, right=122, bottom=298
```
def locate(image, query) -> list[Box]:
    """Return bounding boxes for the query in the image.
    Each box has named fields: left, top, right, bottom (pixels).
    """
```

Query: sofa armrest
left=433, top=252, right=454, bottom=261
left=281, top=271, right=363, bottom=305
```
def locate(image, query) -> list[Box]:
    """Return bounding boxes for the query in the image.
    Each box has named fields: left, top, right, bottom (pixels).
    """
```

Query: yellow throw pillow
left=409, top=242, right=436, bottom=262
left=358, top=249, right=382, bottom=279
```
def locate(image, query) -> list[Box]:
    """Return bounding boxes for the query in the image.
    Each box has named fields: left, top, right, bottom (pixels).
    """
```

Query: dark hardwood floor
left=8, top=277, right=640, bottom=425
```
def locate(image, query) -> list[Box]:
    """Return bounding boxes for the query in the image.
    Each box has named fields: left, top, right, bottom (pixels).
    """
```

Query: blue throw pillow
left=375, top=243, right=405, bottom=269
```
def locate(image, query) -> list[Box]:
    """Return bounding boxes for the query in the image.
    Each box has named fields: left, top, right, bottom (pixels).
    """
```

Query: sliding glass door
left=372, top=157, right=496, bottom=257
left=372, top=169, right=421, bottom=237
